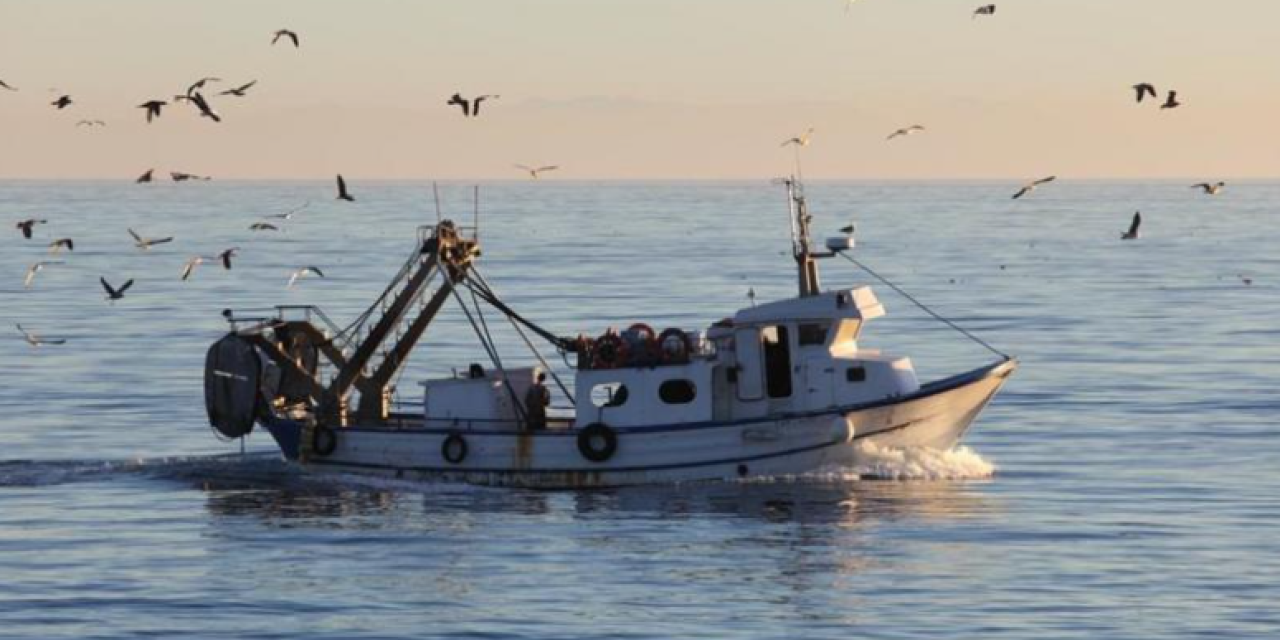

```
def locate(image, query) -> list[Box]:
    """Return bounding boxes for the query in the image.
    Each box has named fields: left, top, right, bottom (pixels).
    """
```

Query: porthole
left=658, top=379, right=696, bottom=404
left=846, top=367, right=867, bottom=383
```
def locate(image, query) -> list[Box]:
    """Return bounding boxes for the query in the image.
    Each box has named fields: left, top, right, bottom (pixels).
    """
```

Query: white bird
left=267, top=202, right=310, bottom=220
left=287, top=266, right=326, bottom=288
left=781, top=127, right=815, bottom=147
left=1191, top=181, right=1225, bottom=196
left=1012, top=176, right=1057, bottom=200
left=180, top=256, right=214, bottom=281
left=24, top=261, right=62, bottom=288
left=887, top=125, right=926, bottom=141
left=514, top=164, right=559, bottom=179
left=129, top=228, right=174, bottom=250
left=17, top=324, right=66, bottom=347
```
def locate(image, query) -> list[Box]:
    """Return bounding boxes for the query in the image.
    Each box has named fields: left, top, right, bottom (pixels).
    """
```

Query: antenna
left=432, top=181, right=443, bottom=224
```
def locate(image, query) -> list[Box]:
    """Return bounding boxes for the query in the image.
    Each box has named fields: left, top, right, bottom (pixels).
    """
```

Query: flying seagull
left=887, top=125, right=926, bottom=141
left=1121, top=211, right=1141, bottom=240
left=186, top=77, right=221, bottom=97
left=17, top=324, right=66, bottom=347
left=336, top=174, right=354, bottom=201
left=100, top=277, right=134, bottom=302
left=839, top=223, right=856, bottom=235
left=180, top=256, right=213, bottom=281
left=170, top=171, right=210, bottom=182
left=0, top=79, right=16, bottom=91
left=128, top=228, right=174, bottom=250
left=75, top=119, right=106, bottom=127
left=267, top=201, right=310, bottom=220
left=136, top=169, right=154, bottom=183
left=249, top=222, right=279, bottom=231
left=138, top=100, right=166, bottom=122
left=446, top=93, right=471, bottom=117
left=219, top=80, right=257, bottom=97
left=1132, top=83, right=1157, bottom=103
left=16, top=219, right=47, bottom=239
left=272, top=29, right=300, bottom=47
left=24, top=261, right=62, bottom=288
left=1012, top=176, right=1056, bottom=200
left=48, top=238, right=74, bottom=254
left=472, top=94, right=499, bottom=116
left=973, top=4, right=996, bottom=18
left=1161, top=90, right=1181, bottom=110
left=1191, top=181, right=1225, bottom=195
left=217, top=247, right=240, bottom=270
left=781, top=127, right=815, bottom=147
left=287, top=266, right=325, bottom=288
left=515, top=164, right=559, bottom=179
left=51, top=95, right=73, bottom=109
left=188, top=92, right=221, bottom=122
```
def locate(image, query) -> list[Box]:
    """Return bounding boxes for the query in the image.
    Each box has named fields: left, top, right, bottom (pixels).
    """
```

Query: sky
left=1, top=0, right=1277, bottom=180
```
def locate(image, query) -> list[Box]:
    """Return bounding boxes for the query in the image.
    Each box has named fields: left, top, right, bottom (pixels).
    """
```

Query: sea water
left=1, top=180, right=1277, bottom=638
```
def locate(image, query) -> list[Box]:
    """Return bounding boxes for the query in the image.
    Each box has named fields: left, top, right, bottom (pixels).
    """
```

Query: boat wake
left=846, top=442, right=995, bottom=480
left=0, top=453, right=293, bottom=489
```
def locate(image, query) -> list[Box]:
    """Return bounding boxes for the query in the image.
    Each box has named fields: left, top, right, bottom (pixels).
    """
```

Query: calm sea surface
left=1, top=180, right=1277, bottom=639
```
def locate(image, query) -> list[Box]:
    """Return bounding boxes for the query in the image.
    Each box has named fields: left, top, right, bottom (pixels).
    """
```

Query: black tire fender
left=441, top=432, right=468, bottom=465
left=577, top=423, right=618, bottom=463
left=312, top=424, right=338, bottom=457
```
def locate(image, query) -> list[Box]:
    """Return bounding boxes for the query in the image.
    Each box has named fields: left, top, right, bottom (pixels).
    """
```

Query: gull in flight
left=267, top=202, right=310, bottom=220
left=0, top=79, right=16, bottom=91
left=138, top=100, right=166, bottom=123
left=336, top=174, right=355, bottom=201
left=1132, top=83, right=1157, bottom=104
left=217, top=248, right=240, bottom=270
left=1160, top=90, right=1181, bottom=110
left=1191, top=181, right=1225, bottom=195
left=973, top=4, right=996, bottom=19
left=17, top=325, right=66, bottom=347
left=100, top=277, right=134, bottom=302
left=170, top=171, right=210, bottom=182
left=219, top=80, right=257, bottom=97
left=188, top=92, right=221, bottom=122
left=51, top=95, right=73, bottom=109
left=839, top=223, right=856, bottom=235
left=272, top=29, right=300, bottom=47
left=515, top=164, right=559, bottom=179
left=1012, top=176, right=1056, bottom=200
left=129, top=228, right=174, bottom=250
left=287, top=266, right=326, bottom=288
left=186, top=77, right=221, bottom=97
left=250, top=222, right=280, bottom=231
left=16, top=219, right=47, bottom=239
left=446, top=93, right=500, bottom=117
left=1121, top=212, right=1141, bottom=240
left=48, top=238, right=74, bottom=254
left=76, top=119, right=106, bottom=127
left=24, top=261, right=62, bottom=288
left=887, top=125, right=926, bottom=141
left=180, top=256, right=213, bottom=281
left=781, top=127, right=815, bottom=147
left=136, top=169, right=154, bottom=183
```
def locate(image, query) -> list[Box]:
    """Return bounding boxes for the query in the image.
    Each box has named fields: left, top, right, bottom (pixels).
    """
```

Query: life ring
left=592, top=333, right=628, bottom=369
left=625, top=323, right=661, bottom=365
left=658, top=328, right=692, bottom=364
left=441, top=432, right=468, bottom=465
left=577, top=423, right=618, bottom=463
left=312, top=424, right=338, bottom=457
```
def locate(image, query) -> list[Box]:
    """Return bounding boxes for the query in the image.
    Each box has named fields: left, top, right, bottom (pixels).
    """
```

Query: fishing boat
left=203, top=178, right=1016, bottom=488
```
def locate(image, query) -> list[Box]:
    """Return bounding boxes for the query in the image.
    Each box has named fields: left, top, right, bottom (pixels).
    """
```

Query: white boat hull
left=263, top=359, right=1016, bottom=489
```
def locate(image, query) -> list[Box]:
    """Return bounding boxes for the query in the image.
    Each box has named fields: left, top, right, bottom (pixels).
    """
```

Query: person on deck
left=525, top=372, right=551, bottom=431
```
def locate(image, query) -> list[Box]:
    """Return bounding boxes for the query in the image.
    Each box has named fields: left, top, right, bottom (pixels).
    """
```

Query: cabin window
left=846, top=367, right=867, bottom=383
left=798, top=323, right=830, bottom=346
left=658, top=379, right=696, bottom=404
left=762, top=325, right=793, bottom=398
left=590, top=382, right=629, bottom=408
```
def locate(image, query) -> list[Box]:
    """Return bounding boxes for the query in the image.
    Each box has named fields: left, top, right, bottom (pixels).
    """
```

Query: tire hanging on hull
left=204, top=334, right=263, bottom=439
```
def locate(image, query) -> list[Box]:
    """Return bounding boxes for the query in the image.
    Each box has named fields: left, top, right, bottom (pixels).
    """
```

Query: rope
left=467, top=269, right=576, bottom=406
left=446, top=271, right=529, bottom=426
left=837, top=252, right=1009, bottom=360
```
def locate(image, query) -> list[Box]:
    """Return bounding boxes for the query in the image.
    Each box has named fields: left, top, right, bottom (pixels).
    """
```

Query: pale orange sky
left=1, top=0, right=1277, bottom=180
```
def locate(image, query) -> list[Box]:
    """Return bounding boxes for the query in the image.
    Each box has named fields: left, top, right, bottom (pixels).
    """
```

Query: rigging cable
left=445, top=270, right=529, bottom=426
left=467, top=269, right=576, bottom=406
left=836, top=252, right=1010, bottom=360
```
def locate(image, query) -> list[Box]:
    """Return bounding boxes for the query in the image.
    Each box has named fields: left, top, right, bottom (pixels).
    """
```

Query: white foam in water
left=848, top=442, right=996, bottom=480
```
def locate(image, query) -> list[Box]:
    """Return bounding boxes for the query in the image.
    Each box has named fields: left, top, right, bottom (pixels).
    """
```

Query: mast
left=785, top=177, right=822, bottom=297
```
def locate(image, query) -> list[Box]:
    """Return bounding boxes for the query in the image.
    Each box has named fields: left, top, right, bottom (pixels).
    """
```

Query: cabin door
left=804, top=357, right=835, bottom=409
left=734, top=328, right=765, bottom=401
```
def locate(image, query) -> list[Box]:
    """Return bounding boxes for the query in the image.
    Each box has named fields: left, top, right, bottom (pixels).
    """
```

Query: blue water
left=1, top=180, right=1277, bottom=638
